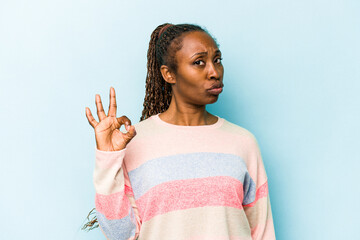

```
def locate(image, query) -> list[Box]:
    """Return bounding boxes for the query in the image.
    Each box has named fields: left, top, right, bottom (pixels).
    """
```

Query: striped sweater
left=93, top=113, right=275, bottom=240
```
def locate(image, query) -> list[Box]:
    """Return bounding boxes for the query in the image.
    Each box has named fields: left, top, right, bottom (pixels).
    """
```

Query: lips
left=207, top=83, right=224, bottom=95
left=209, top=83, right=224, bottom=90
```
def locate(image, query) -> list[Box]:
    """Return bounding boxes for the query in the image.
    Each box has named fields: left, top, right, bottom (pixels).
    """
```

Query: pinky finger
left=85, top=107, right=98, bottom=128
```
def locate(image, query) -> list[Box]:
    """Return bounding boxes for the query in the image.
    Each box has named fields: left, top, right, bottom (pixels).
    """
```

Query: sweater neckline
left=152, top=113, right=224, bottom=129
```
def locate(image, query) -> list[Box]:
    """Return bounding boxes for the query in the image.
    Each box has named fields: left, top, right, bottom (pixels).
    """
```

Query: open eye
left=215, top=57, right=223, bottom=64
left=194, top=60, right=205, bottom=65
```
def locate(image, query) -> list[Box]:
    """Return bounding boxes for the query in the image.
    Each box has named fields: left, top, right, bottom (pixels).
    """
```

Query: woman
left=85, top=23, right=276, bottom=240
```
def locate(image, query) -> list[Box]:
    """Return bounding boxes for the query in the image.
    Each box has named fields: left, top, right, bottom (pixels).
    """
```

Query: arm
left=85, top=87, right=139, bottom=239
left=94, top=149, right=141, bottom=240
left=242, top=135, right=276, bottom=240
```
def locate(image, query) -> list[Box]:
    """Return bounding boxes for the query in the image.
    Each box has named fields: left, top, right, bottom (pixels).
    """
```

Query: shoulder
left=220, top=118, right=258, bottom=141
left=220, top=118, right=264, bottom=172
left=131, top=114, right=167, bottom=139
left=219, top=117, right=261, bottom=154
left=133, top=116, right=155, bottom=131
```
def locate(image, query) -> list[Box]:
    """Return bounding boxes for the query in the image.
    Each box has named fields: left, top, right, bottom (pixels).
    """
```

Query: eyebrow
left=191, top=50, right=221, bottom=58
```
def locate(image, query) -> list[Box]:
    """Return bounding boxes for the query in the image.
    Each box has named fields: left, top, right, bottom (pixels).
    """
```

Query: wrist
left=96, top=143, right=126, bottom=152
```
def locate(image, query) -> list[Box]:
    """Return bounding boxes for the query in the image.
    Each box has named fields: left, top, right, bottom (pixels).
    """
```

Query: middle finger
left=108, top=87, right=117, bottom=117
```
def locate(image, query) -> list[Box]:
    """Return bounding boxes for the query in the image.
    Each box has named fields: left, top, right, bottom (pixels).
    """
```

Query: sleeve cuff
left=95, top=147, right=127, bottom=167
left=95, top=147, right=127, bottom=154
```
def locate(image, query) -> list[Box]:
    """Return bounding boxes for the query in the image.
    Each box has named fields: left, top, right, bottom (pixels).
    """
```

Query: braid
left=140, top=23, right=210, bottom=121
left=140, top=23, right=171, bottom=121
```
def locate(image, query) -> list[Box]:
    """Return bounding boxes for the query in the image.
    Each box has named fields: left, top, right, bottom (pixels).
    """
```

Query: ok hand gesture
left=85, top=87, right=136, bottom=151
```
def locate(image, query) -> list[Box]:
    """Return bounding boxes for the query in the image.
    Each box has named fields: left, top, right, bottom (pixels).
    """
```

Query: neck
left=158, top=94, right=216, bottom=126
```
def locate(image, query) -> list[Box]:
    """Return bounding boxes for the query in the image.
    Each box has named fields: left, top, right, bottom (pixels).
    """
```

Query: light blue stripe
left=128, top=152, right=256, bottom=203
left=96, top=208, right=136, bottom=240
left=242, top=174, right=256, bottom=205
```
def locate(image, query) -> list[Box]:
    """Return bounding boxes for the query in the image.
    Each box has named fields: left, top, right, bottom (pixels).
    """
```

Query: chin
left=206, top=95, right=219, bottom=104
left=192, top=93, right=220, bottom=106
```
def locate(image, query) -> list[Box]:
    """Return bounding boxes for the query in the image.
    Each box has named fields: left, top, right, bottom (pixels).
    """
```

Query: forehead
left=176, top=31, right=218, bottom=58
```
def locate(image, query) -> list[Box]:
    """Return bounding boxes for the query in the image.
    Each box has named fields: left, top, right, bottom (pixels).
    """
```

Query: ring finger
left=95, top=94, right=107, bottom=121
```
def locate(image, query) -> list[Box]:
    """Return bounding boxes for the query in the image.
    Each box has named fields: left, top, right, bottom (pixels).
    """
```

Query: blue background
left=0, top=0, right=359, bottom=239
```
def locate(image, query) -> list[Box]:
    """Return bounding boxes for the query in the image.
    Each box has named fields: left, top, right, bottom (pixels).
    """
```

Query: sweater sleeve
left=242, top=135, right=276, bottom=240
left=93, top=148, right=142, bottom=240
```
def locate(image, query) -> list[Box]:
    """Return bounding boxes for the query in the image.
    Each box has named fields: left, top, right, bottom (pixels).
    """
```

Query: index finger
left=108, top=87, right=117, bottom=117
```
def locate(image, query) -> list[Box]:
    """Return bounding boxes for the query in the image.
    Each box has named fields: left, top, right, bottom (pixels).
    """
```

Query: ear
left=160, top=65, right=176, bottom=84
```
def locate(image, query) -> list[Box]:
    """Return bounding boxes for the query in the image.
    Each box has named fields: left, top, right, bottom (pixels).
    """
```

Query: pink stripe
left=95, top=190, right=130, bottom=220
left=135, top=176, right=244, bottom=222
left=243, top=181, right=268, bottom=207
left=124, top=184, right=134, bottom=196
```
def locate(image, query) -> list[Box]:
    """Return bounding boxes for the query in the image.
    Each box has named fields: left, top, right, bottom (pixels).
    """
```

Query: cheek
left=182, top=74, right=207, bottom=94
left=174, top=65, right=209, bottom=96
left=176, top=68, right=201, bottom=88
left=217, top=65, right=224, bottom=76
left=177, top=77, right=200, bottom=94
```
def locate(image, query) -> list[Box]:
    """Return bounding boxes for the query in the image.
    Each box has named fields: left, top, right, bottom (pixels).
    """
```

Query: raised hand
left=85, top=87, right=136, bottom=151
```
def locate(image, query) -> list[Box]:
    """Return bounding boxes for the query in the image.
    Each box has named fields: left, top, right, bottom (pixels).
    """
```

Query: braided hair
left=140, top=23, right=214, bottom=121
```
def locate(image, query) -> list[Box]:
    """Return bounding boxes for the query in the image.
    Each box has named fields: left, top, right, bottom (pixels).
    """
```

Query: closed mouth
left=207, top=87, right=223, bottom=95
left=209, top=83, right=224, bottom=90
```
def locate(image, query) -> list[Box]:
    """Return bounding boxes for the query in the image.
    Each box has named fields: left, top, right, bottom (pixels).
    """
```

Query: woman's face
left=171, top=31, right=224, bottom=106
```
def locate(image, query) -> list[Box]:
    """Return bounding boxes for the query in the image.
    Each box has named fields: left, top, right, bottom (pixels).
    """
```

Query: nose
left=207, top=62, right=221, bottom=80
